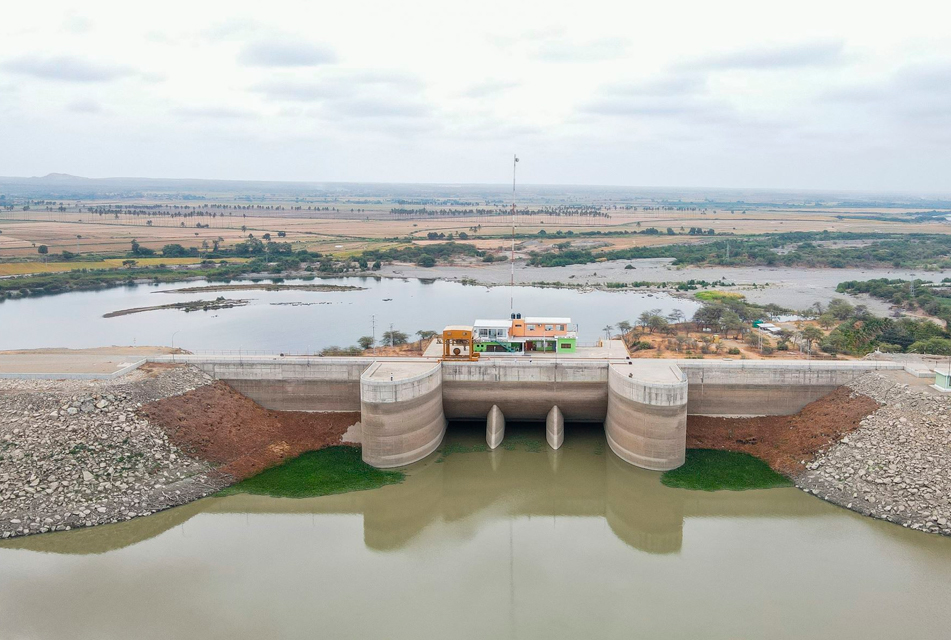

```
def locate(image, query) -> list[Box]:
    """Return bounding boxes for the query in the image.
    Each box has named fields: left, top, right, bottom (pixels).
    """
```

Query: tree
left=720, top=310, right=744, bottom=338
left=667, top=309, right=685, bottom=325
left=382, top=330, right=409, bottom=346
left=357, top=336, right=375, bottom=350
left=603, top=324, right=614, bottom=339
left=801, top=326, right=824, bottom=352
left=37, top=245, right=48, bottom=254
left=908, top=337, right=951, bottom=355
left=262, top=233, right=271, bottom=241
left=648, top=315, right=669, bottom=334
left=827, top=298, right=855, bottom=320
left=161, top=244, right=190, bottom=257
left=416, top=255, right=436, bottom=267
left=617, top=320, right=632, bottom=335
left=818, top=313, right=837, bottom=330
left=416, top=330, right=437, bottom=341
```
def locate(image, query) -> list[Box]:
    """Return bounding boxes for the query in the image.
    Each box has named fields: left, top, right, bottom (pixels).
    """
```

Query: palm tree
left=603, top=324, right=614, bottom=340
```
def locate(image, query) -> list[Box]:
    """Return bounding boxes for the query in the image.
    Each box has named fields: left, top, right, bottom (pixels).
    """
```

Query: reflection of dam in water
left=2, top=423, right=833, bottom=557
left=157, top=354, right=905, bottom=471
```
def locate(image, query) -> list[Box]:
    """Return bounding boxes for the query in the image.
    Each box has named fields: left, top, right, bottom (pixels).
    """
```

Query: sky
left=1, top=0, right=950, bottom=192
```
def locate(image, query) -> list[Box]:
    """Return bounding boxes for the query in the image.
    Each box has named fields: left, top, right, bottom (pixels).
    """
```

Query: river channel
left=0, top=277, right=699, bottom=352
left=1, top=423, right=949, bottom=639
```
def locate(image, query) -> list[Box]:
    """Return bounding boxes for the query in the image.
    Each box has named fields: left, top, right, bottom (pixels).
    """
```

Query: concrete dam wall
left=164, top=355, right=904, bottom=471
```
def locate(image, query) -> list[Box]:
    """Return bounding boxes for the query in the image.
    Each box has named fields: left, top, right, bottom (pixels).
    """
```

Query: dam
left=155, top=347, right=907, bottom=471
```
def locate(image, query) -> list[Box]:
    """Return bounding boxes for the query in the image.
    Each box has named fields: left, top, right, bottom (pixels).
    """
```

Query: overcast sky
left=1, top=0, right=949, bottom=192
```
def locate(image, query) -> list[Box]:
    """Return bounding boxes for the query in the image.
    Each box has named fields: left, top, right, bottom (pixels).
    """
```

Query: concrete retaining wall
left=166, top=356, right=371, bottom=411
left=604, top=363, right=688, bottom=471
left=677, top=360, right=903, bottom=416
left=360, top=362, right=447, bottom=468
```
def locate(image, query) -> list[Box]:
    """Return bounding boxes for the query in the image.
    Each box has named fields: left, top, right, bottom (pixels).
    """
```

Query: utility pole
left=371, top=314, right=376, bottom=354
left=389, top=323, right=394, bottom=348
left=511, top=154, right=518, bottom=311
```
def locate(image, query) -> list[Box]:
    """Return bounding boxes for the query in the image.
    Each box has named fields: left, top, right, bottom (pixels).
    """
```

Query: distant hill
left=0, top=174, right=949, bottom=208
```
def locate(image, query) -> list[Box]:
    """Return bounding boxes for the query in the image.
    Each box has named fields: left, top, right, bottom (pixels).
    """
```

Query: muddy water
left=2, top=423, right=950, bottom=640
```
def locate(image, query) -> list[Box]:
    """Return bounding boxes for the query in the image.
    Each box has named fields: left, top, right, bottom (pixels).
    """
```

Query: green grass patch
left=217, top=446, right=404, bottom=498
left=660, top=449, right=793, bottom=491
left=694, top=290, right=745, bottom=302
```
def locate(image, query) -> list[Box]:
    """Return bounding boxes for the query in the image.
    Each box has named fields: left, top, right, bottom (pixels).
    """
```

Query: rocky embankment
left=797, top=373, right=951, bottom=536
left=0, top=365, right=226, bottom=539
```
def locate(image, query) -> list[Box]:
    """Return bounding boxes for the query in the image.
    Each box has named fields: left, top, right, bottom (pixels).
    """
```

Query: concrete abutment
left=360, top=362, right=447, bottom=469
left=604, top=362, right=689, bottom=471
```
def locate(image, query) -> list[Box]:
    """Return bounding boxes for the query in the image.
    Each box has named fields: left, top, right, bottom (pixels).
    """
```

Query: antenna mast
left=511, top=154, right=518, bottom=311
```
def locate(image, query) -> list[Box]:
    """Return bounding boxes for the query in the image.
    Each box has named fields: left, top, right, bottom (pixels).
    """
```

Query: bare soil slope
left=686, top=387, right=880, bottom=476
left=140, top=381, right=360, bottom=480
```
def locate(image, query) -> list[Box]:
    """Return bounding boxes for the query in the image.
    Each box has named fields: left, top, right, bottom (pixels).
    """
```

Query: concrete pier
left=486, top=405, right=505, bottom=450
left=546, top=405, right=564, bottom=450
left=360, top=362, right=446, bottom=468
left=604, top=362, right=688, bottom=471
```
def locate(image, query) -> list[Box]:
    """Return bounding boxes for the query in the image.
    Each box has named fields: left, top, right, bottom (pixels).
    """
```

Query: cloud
left=683, top=40, right=846, bottom=71
left=533, top=37, right=627, bottom=63
left=324, top=97, right=429, bottom=119
left=581, top=74, right=717, bottom=118
left=462, top=80, right=519, bottom=99
left=172, top=106, right=258, bottom=119
left=599, top=75, right=707, bottom=98
left=66, top=99, right=103, bottom=114
left=251, top=70, right=423, bottom=102
left=1, top=55, right=134, bottom=82
left=238, top=40, right=337, bottom=67
left=821, top=62, right=951, bottom=128
left=62, top=15, right=92, bottom=34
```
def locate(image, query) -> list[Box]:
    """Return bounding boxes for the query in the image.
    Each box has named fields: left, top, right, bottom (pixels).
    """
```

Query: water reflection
left=3, top=424, right=951, bottom=640
left=2, top=422, right=828, bottom=557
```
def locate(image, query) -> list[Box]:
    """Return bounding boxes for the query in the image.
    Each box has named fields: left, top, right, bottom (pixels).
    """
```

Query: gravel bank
left=797, top=373, right=951, bottom=536
left=0, top=365, right=226, bottom=539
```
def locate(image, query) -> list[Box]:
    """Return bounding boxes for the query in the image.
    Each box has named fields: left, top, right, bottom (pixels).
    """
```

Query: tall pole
left=511, top=154, right=518, bottom=311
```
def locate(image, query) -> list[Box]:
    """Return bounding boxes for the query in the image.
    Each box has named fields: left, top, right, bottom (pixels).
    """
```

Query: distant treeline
left=837, top=277, right=951, bottom=324
left=529, top=232, right=951, bottom=269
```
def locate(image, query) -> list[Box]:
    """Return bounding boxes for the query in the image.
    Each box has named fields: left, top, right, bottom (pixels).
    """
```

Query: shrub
left=727, top=347, right=741, bottom=355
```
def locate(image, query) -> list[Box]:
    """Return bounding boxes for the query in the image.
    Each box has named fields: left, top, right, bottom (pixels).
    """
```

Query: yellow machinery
left=441, top=325, right=479, bottom=361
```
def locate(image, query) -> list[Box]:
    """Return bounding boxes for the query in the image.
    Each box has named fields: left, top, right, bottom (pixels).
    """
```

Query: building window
left=557, top=325, right=564, bottom=331
left=561, top=343, right=571, bottom=349
left=545, top=325, right=553, bottom=331
left=527, top=325, right=536, bottom=331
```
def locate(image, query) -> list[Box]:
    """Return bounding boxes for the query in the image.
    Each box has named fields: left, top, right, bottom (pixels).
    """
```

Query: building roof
left=523, top=317, right=571, bottom=325
left=443, top=325, right=473, bottom=332
left=474, top=319, right=513, bottom=328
